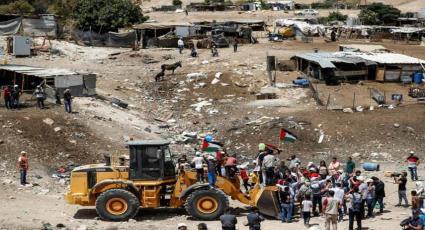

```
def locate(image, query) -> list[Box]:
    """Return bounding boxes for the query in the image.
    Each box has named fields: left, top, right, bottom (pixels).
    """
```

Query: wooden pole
left=352, top=92, right=356, bottom=108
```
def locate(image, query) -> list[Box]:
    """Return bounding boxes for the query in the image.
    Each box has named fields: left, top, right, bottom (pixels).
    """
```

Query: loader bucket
left=253, top=186, right=280, bottom=219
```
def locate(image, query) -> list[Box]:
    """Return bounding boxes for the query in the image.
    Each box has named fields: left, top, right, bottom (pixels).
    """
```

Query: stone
left=42, top=118, right=54, bottom=126
left=0, top=139, right=4, bottom=144
left=393, top=123, right=400, bottom=128
left=54, top=127, right=62, bottom=132
left=77, top=225, right=87, bottom=230
left=56, top=223, right=65, bottom=228
left=128, top=218, right=137, bottom=223
left=343, top=108, right=354, bottom=113
left=9, top=196, right=16, bottom=199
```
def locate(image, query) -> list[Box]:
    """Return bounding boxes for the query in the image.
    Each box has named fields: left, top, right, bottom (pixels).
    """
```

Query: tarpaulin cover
left=22, top=18, right=57, bottom=37
left=0, top=17, right=21, bottom=36
left=73, top=30, right=107, bottom=46
left=106, top=31, right=137, bottom=48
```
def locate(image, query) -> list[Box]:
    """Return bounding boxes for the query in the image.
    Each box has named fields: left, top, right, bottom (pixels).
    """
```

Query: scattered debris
left=42, top=118, right=54, bottom=126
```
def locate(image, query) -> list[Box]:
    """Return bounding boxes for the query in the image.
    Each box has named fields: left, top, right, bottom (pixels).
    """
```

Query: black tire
left=95, top=189, right=139, bottom=221
left=184, top=189, right=229, bottom=220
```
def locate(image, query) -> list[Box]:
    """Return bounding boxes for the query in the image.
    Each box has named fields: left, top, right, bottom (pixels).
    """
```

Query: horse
left=161, top=61, right=182, bottom=75
left=154, top=70, right=165, bottom=82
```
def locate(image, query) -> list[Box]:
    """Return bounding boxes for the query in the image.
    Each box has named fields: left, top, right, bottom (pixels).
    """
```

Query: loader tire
left=185, top=189, right=229, bottom=220
left=95, top=189, right=139, bottom=221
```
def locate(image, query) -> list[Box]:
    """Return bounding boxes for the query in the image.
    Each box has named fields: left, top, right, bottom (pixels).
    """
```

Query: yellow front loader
left=65, top=140, right=280, bottom=221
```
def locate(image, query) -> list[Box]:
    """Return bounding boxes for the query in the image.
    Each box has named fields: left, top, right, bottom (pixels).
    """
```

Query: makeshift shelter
left=0, top=65, right=96, bottom=99
left=268, top=1, right=295, bottom=10
left=345, top=52, right=425, bottom=82
left=390, top=27, right=425, bottom=43
left=292, top=52, right=375, bottom=83
left=133, top=22, right=194, bottom=48
left=0, top=15, right=57, bottom=37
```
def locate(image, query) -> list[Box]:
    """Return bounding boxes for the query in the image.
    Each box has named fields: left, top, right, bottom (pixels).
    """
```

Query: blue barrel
left=363, top=162, right=380, bottom=171
left=413, top=72, right=423, bottom=84
left=293, top=78, right=310, bottom=86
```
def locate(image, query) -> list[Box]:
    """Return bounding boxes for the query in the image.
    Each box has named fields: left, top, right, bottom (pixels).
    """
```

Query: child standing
left=302, top=194, right=313, bottom=227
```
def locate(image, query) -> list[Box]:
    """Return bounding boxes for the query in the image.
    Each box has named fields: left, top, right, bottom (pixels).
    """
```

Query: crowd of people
left=178, top=135, right=425, bottom=230
left=1, top=84, right=73, bottom=113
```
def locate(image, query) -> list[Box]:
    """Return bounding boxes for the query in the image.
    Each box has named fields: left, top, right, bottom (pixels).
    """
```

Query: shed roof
left=133, top=22, right=192, bottom=30
left=345, top=52, right=425, bottom=65
left=339, top=44, right=388, bottom=53
left=0, top=64, right=80, bottom=78
left=293, top=52, right=371, bottom=68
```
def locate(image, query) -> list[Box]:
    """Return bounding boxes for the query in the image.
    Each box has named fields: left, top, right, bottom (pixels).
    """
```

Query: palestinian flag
left=279, top=128, right=297, bottom=143
left=201, top=139, right=222, bottom=152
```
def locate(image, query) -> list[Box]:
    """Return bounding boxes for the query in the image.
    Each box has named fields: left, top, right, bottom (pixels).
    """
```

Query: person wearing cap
left=407, top=151, right=420, bottom=181
left=63, top=89, right=72, bottom=113
left=395, top=171, right=409, bottom=207
left=192, top=152, right=206, bottom=183
left=207, top=155, right=217, bottom=187
left=18, top=151, right=29, bottom=185
left=33, top=85, right=46, bottom=109
left=177, top=223, right=187, bottom=230
left=256, top=143, right=268, bottom=185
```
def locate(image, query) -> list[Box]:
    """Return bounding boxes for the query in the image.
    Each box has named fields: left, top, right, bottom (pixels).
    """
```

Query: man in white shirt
left=331, top=182, right=345, bottom=222
left=262, top=154, right=276, bottom=185
left=192, top=152, right=205, bottom=183
left=177, top=38, right=184, bottom=54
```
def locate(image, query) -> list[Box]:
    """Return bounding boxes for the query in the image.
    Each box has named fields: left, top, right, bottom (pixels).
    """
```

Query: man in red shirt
left=3, top=86, right=11, bottom=109
left=407, top=151, right=420, bottom=181
left=18, top=151, right=29, bottom=185
left=239, top=165, right=250, bottom=193
left=225, top=154, right=237, bottom=178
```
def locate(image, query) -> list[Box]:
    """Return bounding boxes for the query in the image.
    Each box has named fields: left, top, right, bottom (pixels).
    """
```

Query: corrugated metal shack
left=0, top=65, right=96, bottom=99
left=292, top=52, right=375, bottom=84
left=293, top=49, right=425, bottom=83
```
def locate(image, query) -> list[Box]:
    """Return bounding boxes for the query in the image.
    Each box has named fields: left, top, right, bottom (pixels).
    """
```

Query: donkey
left=154, top=70, right=165, bottom=82
left=161, top=61, right=182, bottom=75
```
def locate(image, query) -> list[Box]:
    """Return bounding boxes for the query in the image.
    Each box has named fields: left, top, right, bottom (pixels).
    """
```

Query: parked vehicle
left=294, top=9, right=319, bottom=16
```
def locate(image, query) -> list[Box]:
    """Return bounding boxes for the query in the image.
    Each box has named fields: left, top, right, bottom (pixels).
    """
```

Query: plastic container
left=293, top=78, right=310, bottom=86
left=413, top=72, right=423, bottom=84
left=363, top=162, right=380, bottom=171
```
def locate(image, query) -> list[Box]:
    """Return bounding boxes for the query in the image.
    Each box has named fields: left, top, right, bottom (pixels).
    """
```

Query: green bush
left=0, top=0, right=35, bottom=15
left=172, top=0, right=182, bottom=6
left=359, top=3, right=400, bottom=25
left=318, top=11, right=348, bottom=24
left=73, top=0, right=146, bottom=33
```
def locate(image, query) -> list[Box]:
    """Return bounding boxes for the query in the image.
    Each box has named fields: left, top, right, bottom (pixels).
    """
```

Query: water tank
left=12, top=36, right=32, bottom=56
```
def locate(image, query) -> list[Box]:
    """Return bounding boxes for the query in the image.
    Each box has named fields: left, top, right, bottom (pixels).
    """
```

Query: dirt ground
left=1, top=6, right=425, bottom=229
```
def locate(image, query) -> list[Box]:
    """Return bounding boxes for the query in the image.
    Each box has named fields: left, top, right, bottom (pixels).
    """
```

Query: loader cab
left=127, top=140, right=176, bottom=180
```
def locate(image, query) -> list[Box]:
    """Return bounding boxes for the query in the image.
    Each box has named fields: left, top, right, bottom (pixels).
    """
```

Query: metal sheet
left=54, top=75, right=83, bottom=88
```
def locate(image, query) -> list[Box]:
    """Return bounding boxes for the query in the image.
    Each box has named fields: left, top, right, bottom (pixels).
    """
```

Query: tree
left=73, top=0, right=146, bottom=33
left=359, top=3, right=400, bottom=25
left=0, top=0, right=35, bottom=15
left=172, top=0, right=182, bottom=6
left=318, top=11, right=348, bottom=24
